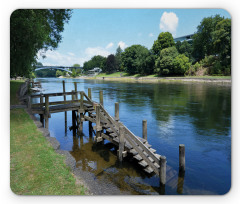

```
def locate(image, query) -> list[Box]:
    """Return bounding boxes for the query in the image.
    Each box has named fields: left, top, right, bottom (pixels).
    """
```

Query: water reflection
left=35, top=78, right=231, bottom=195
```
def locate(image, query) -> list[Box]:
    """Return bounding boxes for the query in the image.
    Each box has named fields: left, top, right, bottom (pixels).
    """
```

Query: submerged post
left=62, top=80, right=67, bottom=132
left=179, top=144, right=185, bottom=173
left=160, top=156, right=166, bottom=186
left=88, top=88, right=92, bottom=99
left=78, top=91, right=84, bottom=133
left=115, top=102, right=119, bottom=121
left=40, top=94, right=44, bottom=126
left=94, top=104, right=103, bottom=142
left=72, top=90, right=76, bottom=128
left=142, top=120, right=147, bottom=140
left=99, top=90, right=103, bottom=106
left=45, top=95, right=49, bottom=129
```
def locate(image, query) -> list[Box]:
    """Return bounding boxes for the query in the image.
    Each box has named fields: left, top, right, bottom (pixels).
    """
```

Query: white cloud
left=149, top=33, right=154, bottom=37
left=160, top=12, right=179, bottom=36
left=117, top=41, right=128, bottom=50
left=67, top=52, right=75, bottom=56
left=85, top=47, right=110, bottom=58
left=106, top=42, right=114, bottom=49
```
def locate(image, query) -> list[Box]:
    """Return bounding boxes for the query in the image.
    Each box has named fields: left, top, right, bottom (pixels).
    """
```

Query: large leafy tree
left=152, top=32, right=175, bottom=56
left=175, top=40, right=194, bottom=62
left=105, top=54, right=116, bottom=74
left=212, top=18, right=231, bottom=66
left=115, top=46, right=123, bottom=71
left=192, top=15, right=224, bottom=61
left=122, top=45, right=155, bottom=75
left=83, top=55, right=106, bottom=72
left=10, top=9, right=72, bottom=77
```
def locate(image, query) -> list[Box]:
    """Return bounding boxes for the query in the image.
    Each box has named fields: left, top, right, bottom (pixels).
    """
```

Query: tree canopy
left=105, top=54, right=116, bottom=74
left=10, top=9, right=72, bottom=77
left=83, top=55, right=106, bottom=72
left=152, top=32, right=175, bottom=56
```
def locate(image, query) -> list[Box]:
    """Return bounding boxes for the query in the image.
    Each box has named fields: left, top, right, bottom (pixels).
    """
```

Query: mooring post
left=179, top=144, right=185, bottom=173
left=160, top=156, right=166, bottom=186
left=72, top=90, right=76, bottom=128
left=88, top=88, right=92, bottom=99
left=62, top=81, right=67, bottom=132
left=99, top=90, right=103, bottom=106
left=118, top=126, right=125, bottom=162
left=78, top=91, right=84, bottom=133
left=45, top=95, right=49, bottom=129
left=115, top=102, right=119, bottom=121
left=74, top=82, right=78, bottom=100
left=94, top=104, right=103, bottom=142
left=27, top=96, right=31, bottom=109
left=40, top=94, right=44, bottom=126
left=142, top=120, right=147, bottom=140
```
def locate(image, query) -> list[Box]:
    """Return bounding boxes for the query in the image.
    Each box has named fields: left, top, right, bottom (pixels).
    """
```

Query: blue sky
left=38, top=9, right=231, bottom=66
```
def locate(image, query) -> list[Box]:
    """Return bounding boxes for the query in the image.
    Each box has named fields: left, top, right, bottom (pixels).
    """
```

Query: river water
left=33, top=77, right=231, bottom=195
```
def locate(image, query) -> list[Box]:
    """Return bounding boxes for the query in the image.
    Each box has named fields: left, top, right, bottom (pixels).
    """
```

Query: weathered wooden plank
left=31, top=91, right=82, bottom=98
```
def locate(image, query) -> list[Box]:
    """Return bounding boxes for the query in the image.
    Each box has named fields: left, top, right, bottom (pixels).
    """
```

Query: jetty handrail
left=31, top=91, right=82, bottom=98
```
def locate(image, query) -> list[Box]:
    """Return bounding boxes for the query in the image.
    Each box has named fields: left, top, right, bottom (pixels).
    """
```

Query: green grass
left=10, top=80, right=24, bottom=105
left=95, top=72, right=231, bottom=80
left=10, top=82, right=86, bottom=195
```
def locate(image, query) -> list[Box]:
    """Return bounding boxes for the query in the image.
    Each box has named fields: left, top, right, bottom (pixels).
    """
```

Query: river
left=33, top=77, right=231, bottom=195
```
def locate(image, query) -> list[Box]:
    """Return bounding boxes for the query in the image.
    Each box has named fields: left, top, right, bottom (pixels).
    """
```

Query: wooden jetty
left=28, top=81, right=177, bottom=185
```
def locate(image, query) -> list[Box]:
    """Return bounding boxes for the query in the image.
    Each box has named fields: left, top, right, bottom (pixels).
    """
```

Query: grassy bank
left=10, top=80, right=24, bottom=105
left=10, top=81, right=86, bottom=195
left=95, top=72, right=231, bottom=79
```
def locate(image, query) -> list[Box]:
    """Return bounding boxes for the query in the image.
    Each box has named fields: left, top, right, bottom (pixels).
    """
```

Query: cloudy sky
left=38, top=9, right=231, bottom=66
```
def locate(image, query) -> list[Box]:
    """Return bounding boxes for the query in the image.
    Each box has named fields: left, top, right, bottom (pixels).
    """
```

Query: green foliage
left=155, top=46, right=178, bottom=75
left=212, top=18, right=231, bottom=66
left=173, top=54, right=191, bottom=75
left=72, top=63, right=80, bottom=67
left=30, top=72, right=36, bottom=79
left=175, top=40, right=194, bottom=61
left=122, top=45, right=155, bottom=75
left=71, top=69, right=77, bottom=77
left=115, top=46, right=123, bottom=71
left=192, top=15, right=225, bottom=60
left=152, top=32, right=175, bottom=56
left=34, top=69, right=57, bottom=77
left=105, top=54, right=116, bottom=74
left=10, top=9, right=72, bottom=78
left=83, top=55, right=106, bottom=72
left=56, top=70, right=63, bottom=77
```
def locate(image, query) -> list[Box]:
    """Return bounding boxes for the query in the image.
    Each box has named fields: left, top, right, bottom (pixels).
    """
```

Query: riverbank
left=10, top=81, right=87, bottom=195
left=60, top=72, right=231, bottom=84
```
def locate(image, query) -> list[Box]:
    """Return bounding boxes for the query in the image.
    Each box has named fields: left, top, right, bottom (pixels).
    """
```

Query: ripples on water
left=34, top=78, right=231, bottom=195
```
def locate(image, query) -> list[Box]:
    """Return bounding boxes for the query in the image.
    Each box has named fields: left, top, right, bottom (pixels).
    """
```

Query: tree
left=175, top=40, right=194, bottom=61
left=73, top=63, right=80, bottom=67
left=105, top=54, right=116, bottom=73
left=122, top=45, right=155, bottom=75
left=173, top=54, right=191, bottom=75
left=56, top=70, right=63, bottom=77
left=115, top=46, right=123, bottom=71
left=155, top=46, right=179, bottom=75
left=212, top=18, right=231, bottom=67
left=83, top=55, right=106, bottom=72
left=10, top=9, right=72, bottom=77
left=71, top=69, right=77, bottom=77
left=192, top=15, right=224, bottom=61
left=152, top=32, right=175, bottom=56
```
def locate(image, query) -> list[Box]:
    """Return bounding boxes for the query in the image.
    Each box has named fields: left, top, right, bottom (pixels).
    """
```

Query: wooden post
left=99, top=90, right=103, bottom=106
left=115, top=102, right=119, bottom=121
left=74, top=82, right=78, bottom=99
left=72, top=91, right=76, bottom=128
left=45, top=95, right=49, bottom=129
left=142, top=120, right=147, bottom=140
left=40, top=94, right=44, bottom=126
left=179, top=144, right=185, bottom=173
left=88, top=88, right=92, bottom=99
left=160, top=156, right=166, bottom=186
left=27, top=96, right=31, bottom=109
left=78, top=92, right=84, bottom=132
left=62, top=81, right=67, bottom=132
left=95, top=104, right=103, bottom=142
left=118, top=126, right=125, bottom=162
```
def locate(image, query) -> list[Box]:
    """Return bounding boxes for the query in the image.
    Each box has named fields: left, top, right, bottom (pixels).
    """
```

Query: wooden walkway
left=28, top=81, right=175, bottom=185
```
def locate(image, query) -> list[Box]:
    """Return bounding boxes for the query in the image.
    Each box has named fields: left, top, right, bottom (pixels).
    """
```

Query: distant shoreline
left=72, top=76, right=231, bottom=84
